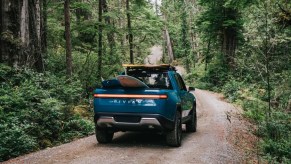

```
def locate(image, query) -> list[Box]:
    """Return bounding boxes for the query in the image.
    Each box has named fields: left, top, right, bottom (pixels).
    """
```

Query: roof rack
left=122, top=64, right=176, bottom=71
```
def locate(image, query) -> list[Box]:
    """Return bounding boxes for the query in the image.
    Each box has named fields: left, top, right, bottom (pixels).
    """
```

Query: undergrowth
left=0, top=64, right=94, bottom=161
left=190, top=63, right=291, bottom=163
left=221, top=81, right=290, bottom=163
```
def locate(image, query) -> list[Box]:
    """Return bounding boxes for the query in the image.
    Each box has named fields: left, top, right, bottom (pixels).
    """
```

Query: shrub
left=0, top=64, right=94, bottom=161
left=222, top=79, right=244, bottom=102
left=261, top=139, right=291, bottom=162
left=0, top=116, right=37, bottom=162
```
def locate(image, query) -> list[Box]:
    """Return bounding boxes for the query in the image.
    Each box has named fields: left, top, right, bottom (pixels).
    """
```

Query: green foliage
left=193, top=0, right=291, bottom=162
left=184, top=63, right=213, bottom=90
left=0, top=64, right=94, bottom=161
left=200, top=54, right=229, bottom=89
left=1, top=0, right=289, bottom=162
left=0, top=116, right=37, bottom=161
left=258, top=112, right=291, bottom=162
left=222, top=79, right=244, bottom=102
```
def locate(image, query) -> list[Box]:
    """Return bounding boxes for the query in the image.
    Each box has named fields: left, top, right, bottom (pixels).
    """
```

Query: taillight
left=94, top=94, right=168, bottom=99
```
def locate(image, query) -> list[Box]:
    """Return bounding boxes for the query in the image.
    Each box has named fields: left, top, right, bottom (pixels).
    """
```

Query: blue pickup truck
left=93, top=64, right=196, bottom=147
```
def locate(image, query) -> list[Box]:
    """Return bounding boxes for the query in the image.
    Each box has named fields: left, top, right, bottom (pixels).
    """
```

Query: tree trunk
left=118, top=0, right=126, bottom=57
left=35, top=0, right=44, bottom=71
left=221, top=8, right=237, bottom=69
left=1, top=0, right=44, bottom=71
left=98, top=0, right=103, bottom=79
left=155, top=0, right=159, bottom=16
left=41, top=0, right=48, bottom=55
left=205, top=38, right=211, bottom=71
left=222, top=29, right=236, bottom=68
left=264, top=12, right=271, bottom=120
left=27, top=0, right=44, bottom=72
left=163, top=28, right=174, bottom=63
left=20, top=0, right=29, bottom=66
left=102, top=0, right=116, bottom=64
left=20, top=0, right=29, bottom=49
left=161, top=7, right=174, bottom=63
left=0, top=0, right=5, bottom=62
left=180, top=5, right=190, bottom=73
left=0, top=0, right=21, bottom=67
left=64, top=0, right=73, bottom=77
left=36, top=0, right=41, bottom=45
left=126, top=0, right=134, bottom=64
left=190, top=0, right=200, bottom=62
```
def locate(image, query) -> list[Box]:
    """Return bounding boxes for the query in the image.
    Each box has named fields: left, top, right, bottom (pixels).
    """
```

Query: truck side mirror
left=188, top=87, right=195, bottom=92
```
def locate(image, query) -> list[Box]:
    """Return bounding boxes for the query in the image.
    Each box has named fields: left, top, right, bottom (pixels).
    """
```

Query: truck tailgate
left=93, top=89, right=176, bottom=116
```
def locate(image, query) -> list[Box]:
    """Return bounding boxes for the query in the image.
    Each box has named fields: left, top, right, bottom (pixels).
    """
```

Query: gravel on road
left=4, top=89, right=256, bottom=164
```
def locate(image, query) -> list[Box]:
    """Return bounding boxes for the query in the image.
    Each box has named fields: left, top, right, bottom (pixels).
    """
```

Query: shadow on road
left=95, top=129, right=194, bottom=149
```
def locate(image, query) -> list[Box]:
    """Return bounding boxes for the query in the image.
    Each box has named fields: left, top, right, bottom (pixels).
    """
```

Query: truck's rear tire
left=95, top=127, right=114, bottom=143
left=186, top=105, right=197, bottom=132
left=166, top=111, right=182, bottom=147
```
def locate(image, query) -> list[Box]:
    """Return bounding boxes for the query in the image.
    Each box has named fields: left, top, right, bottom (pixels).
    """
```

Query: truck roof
left=122, top=64, right=176, bottom=72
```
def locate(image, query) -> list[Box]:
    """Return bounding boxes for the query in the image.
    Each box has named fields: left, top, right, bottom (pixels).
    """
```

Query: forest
left=0, top=0, right=290, bottom=162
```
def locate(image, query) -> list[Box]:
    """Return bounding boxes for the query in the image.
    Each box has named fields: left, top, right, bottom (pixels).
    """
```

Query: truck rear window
left=128, top=71, right=172, bottom=89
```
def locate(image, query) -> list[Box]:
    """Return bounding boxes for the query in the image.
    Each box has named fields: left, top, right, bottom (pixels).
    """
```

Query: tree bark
left=0, top=0, right=4, bottom=62
left=118, top=0, right=126, bottom=57
left=1, top=0, right=21, bottom=67
left=163, top=28, right=174, bottom=63
left=20, top=0, right=29, bottom=66
left=1, top=0, right=45, bottom=71
left=29, top=0, right=44, bottom=72
left=221, top=8, right=237, bottom=69
left=64, top=0, right=73, bottom=77
left=98, top=0, right=103, bottom=78
left=20, top=0, right=29, bottom=48
left=102, top=0, right=116, bottom=63
left=41, top=0, right=48, bottom=55
left=36, top=0, right=41, bottom=44
left=222, top=28, right=236, bottom=68
left=205, top=38, right=211, bottom=71
left=126, top=0, right=134, bottom=64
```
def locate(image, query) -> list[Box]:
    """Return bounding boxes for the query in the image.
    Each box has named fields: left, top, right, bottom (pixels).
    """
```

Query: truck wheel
left=166, top=111, right=182, bottom=147
left=95, top=127, right=114, bottom=143
left=186, top=106, right=197, bottom=132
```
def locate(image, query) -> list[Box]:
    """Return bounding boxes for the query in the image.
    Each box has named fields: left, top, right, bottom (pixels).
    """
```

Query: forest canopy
left=0, top=0, right=290, bottom=162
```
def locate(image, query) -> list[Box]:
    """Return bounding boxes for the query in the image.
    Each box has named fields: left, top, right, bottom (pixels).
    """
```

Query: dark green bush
left=222, top=79, right=244, bottom=102
left=258, top=112, right=291, bottom=162
left=0, top=119, right=37, bottom=161
left=199, top=55, right=229, bottom=90
left=0, top=64, right=94, bottom=161
left=261, top=139, right=291, bottom=162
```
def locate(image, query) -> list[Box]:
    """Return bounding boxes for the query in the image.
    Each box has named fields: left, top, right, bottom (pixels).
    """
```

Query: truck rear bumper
left=94, top=113, right=175, bottom=131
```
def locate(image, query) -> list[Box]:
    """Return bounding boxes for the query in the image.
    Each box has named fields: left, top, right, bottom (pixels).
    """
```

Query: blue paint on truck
left=93, top=64, right=197, bottom=147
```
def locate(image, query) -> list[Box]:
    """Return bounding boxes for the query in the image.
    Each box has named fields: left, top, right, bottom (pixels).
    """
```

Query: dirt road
left=4, top=89, right=253, bottom=164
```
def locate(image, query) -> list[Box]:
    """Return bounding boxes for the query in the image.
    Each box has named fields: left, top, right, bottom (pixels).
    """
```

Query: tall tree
left=126, top=0, right=134, bottom=64
left=163, top=28, right=174, bottom=63
left=197, top=0, right=250, bottom=69
left=0, top=0, right=45, bottom=71
left=102, top=0, right=116, bottom=62
left=0, top=0, right=20, bottom=67
left=0, top=0, right=6, bottom=63
left=29, top=0, right=44, bottom=72
left=41, top=0, right=48, bottom=55
left=118, top=0, right=126, bottom=58
left=64, top=0, right=73, bottom=77
left=98, top=0, right=103, bottom=78
left=161, top=0, right=174, bottom=63
left=179, top=0, right=191, bottom=72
